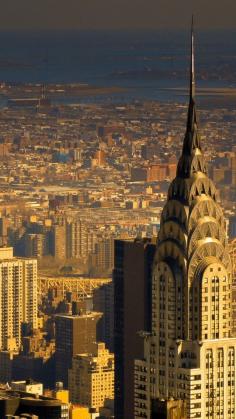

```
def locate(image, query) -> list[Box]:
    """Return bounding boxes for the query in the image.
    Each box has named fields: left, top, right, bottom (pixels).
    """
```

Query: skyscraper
left=93, top=281, right=114, bottom=351
left=114, top=238, right=156, bottom=419
left=0, top=247, right=38, bottom=350
left=134, top=22, right=236, bottom=419
left=55, top=311, right=102, bottom=387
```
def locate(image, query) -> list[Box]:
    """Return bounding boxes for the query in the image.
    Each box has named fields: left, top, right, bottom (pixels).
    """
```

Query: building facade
left=114, top=238, right=156, bottom=419
left=91, top=237, right=114, bottom=273
left=0, top=247, right=37, bottom=350
left=55, top=312, right=101, bottom=387
left=65, top=217, right=97, bottom=262
left=93, top=281, right=114, bottom=352
left=134, top=26, right=236, bottom=419
left=68, top=342, right=114, bottom=411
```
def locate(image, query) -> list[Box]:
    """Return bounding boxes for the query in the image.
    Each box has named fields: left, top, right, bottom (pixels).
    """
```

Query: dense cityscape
left=0, top=18, right=235, bottom=419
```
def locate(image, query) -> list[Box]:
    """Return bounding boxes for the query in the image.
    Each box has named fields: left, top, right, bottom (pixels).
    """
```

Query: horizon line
left=0, top=27, right=235, bottom=32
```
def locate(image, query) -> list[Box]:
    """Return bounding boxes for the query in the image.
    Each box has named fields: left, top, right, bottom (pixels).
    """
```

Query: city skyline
left=0, top=8, right=235, bottom=419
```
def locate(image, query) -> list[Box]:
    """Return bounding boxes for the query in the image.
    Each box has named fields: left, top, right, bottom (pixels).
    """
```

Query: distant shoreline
left=160, top=87, right=236, bottom=96
left=1, top=83, right=126, bottom=97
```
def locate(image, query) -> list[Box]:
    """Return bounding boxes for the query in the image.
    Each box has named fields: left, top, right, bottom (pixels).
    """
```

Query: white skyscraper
left=0, top=247, right=37, bottom=350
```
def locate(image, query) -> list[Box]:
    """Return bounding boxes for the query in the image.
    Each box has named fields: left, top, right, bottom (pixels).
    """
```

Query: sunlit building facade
left=68, top=342, right=114, bottom=411
left=134, top=25, right=236, bottom=419
left=0, top=247, right=37, bottom=350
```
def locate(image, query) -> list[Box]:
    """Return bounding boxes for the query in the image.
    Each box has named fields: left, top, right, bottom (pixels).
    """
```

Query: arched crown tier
left=154, top=22, right=230, bottom=291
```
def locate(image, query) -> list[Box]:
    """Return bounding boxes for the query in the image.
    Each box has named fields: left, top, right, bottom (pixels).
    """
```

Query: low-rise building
left=11, top=379, right=43, bottom=396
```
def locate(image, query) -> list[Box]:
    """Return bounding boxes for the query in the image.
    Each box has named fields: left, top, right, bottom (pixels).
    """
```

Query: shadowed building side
left=114, top=238, right=155, bottom=419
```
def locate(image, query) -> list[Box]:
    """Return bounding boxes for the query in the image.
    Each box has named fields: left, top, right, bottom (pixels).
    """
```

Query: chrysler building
left=134, top=22, right=236, bottom=419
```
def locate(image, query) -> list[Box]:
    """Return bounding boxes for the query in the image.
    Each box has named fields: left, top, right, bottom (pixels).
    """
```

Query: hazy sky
left=2, top=0, right=236, bottom=30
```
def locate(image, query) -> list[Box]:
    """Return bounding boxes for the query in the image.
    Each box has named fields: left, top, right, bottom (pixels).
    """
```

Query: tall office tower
left=134, top=24, right=236, bottom=419
left=113, top=238, right=156, bottom=419
left=55, top=311, right=102, bottom=388
left=68, top=342, right=114, bottom=410
left=0, top=247, right=37, bottom=350
left=93, top=281, right=114, bottom=351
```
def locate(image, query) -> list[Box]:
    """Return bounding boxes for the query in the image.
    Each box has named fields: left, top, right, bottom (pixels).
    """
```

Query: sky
left=1, top=0, right=236, bottom=30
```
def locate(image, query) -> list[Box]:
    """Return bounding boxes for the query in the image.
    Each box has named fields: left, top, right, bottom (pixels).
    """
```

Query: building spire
left=190, top=15, right=195, bottom=103
left=186, top=15, right=197, bottom=132
left=177, top=17, right=206, bottom=177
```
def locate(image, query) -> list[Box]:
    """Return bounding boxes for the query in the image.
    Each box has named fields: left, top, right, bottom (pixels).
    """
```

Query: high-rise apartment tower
left=0, top=247, right=37, bottom=350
